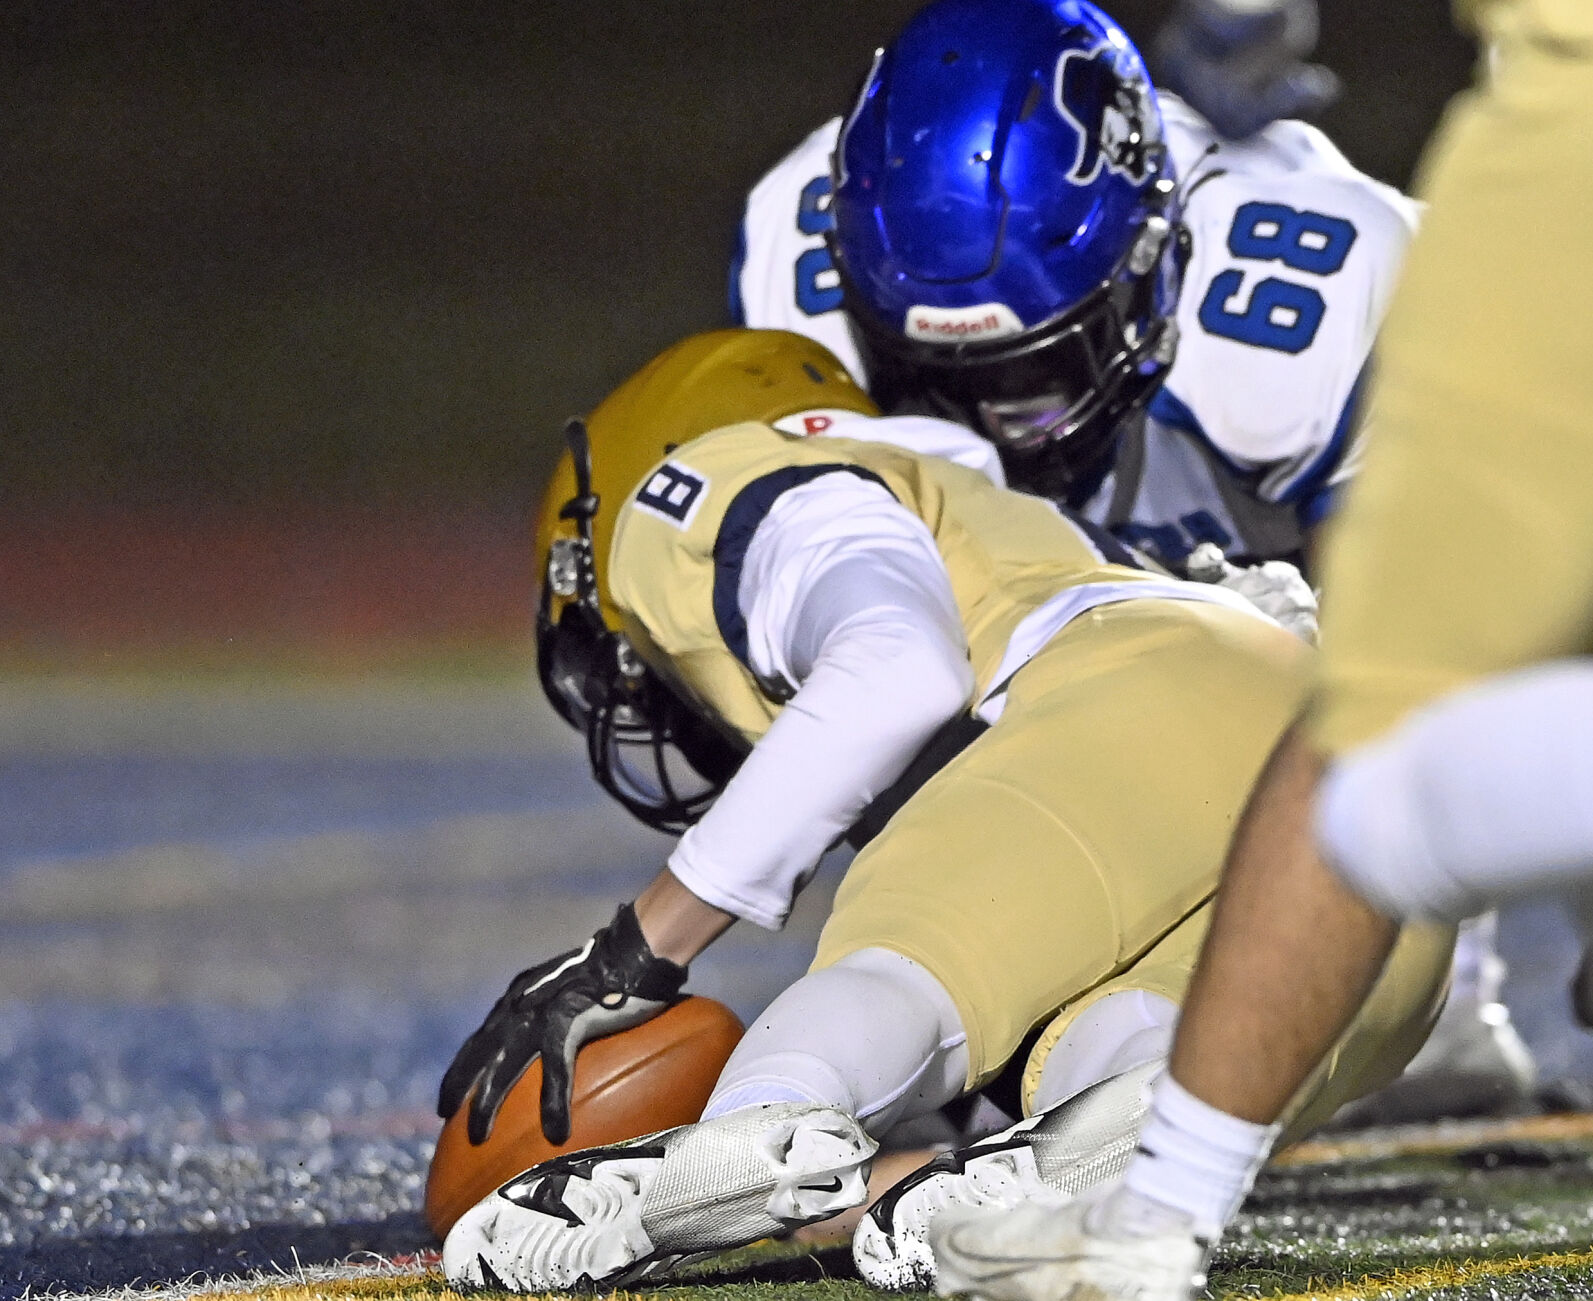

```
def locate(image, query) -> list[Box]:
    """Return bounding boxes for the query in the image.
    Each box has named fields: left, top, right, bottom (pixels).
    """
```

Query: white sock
left=702, top=947, right=968, bottom=1136
left=1121, top=1072, right=1280, bottom=1240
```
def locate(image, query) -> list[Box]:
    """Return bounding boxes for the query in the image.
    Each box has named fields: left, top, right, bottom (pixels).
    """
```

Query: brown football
left=424, top=995, right=744, bottom=1238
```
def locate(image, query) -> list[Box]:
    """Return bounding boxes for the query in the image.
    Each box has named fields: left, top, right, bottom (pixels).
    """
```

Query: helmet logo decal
left=905, top=302, right=1025, bottom=342
left=633, top=461, right=709, bottom=529
left=1053, top=42, right=1158, bottom=185
left=771, top=408, right=866, bottom=437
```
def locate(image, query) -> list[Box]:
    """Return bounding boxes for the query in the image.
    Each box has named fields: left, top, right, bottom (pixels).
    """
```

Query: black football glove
left=1154, top=0, right=1339, bottom=141
left=437, top=902, right=687, bottom=1146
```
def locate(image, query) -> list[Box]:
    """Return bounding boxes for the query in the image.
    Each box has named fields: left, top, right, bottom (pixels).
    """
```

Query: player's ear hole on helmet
left=535, top=595, right=612, bottom=730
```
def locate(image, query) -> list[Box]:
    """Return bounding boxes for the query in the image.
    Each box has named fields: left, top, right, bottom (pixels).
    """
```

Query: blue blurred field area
left=5, top=674, right=1593, bottom=1300
left=0, top=753, right=591, bottom=870
left=0, top=676, right=843, bottom=1297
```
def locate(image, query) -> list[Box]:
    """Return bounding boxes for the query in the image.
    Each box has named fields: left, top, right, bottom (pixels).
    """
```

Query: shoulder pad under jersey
left=731, top=118, right=865, bottom=383
left=1157, top=92, right=1421, bottom=504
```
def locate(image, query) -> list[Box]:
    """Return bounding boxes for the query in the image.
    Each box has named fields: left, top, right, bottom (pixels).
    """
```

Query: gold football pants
left=1309, top=30, right=1593, bottom=755
left=1017, top=901, right=1453, bottom=1140
left=813, top=597, right=1313, bottom=1087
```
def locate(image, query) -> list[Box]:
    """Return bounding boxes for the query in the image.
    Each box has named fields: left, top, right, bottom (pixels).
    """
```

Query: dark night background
left=5, top=0, right=1475, bottom=514
left=0, top=0, right=1479, bottom=666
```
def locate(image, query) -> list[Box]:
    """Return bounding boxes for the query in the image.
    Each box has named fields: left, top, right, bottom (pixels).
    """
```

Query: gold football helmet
left=535, top=329, right=878, bottom=832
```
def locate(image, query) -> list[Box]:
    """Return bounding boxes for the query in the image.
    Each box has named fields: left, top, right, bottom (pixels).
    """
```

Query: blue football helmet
left=830, top=0, right=1187, bottom=502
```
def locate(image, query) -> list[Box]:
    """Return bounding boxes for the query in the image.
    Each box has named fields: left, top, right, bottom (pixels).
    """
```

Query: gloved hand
left=1153, top=0, right=1339, bottom=141
left=438, top=902, right=687, bottom=1145
left=1186, top=542, right=1319, bottom=644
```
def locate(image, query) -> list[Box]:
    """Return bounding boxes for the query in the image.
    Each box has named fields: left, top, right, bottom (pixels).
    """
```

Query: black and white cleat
left=853, top=1062, right=1156, bottom=1290
left=443, top=1103, right=877, bottom=1291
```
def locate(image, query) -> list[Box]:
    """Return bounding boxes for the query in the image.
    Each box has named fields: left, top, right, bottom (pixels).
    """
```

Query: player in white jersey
left=730, top=0, right=1531, bottom=1127
left=731, top=11, right=1414, bottom=571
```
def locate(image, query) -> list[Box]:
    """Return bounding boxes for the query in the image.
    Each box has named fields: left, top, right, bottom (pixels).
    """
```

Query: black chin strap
left=542, top=417, right=737, bottom=835
left=557, top=418, right=603, bottom=610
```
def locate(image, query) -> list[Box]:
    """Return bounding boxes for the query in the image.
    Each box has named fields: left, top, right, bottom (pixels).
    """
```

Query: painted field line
left=187, top=1282, right=623, bottom=1301
left=62, top=1253, right=657, bottom=1301
left=1255, top=1245, right=1593, bottom=1300
left=1275, top=1111, right=1593, bottom=1166
left=51, top=1253, right=442, bottom=1301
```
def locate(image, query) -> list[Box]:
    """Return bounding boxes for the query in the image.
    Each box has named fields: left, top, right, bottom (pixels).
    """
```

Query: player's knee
left=709, top=948, right=968, bottom=1128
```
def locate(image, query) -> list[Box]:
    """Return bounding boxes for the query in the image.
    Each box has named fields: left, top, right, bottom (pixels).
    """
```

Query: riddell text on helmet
left=905, top=302, right=1024, bottom=342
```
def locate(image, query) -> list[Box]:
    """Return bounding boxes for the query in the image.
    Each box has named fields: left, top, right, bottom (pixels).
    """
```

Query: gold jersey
left=603, top=416, right=1448, bottom=1108
left=607, top=421, right=1157, bottom=746
left=1456, top=0, right=1593, bottom=45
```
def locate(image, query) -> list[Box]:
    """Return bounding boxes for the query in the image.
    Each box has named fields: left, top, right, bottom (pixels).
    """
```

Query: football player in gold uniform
left=436, top=329, right=1451, bottom=1293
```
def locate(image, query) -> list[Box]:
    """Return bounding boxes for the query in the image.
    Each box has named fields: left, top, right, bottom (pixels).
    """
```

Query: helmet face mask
left=829, top=0, right=1187, bottom=504
left=534, top=332, right=878, bottom=833
left=842, top=194, right=1184, bottom=499
left=535, top=420, right=745, bottom=835
left=583, top=655, right=737, bottom=836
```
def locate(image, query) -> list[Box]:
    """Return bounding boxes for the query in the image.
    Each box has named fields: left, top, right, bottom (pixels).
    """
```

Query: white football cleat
left=931, top=1194, right=1209, bottom=1301
left=442, top=1102, right=876, bottom=1291
left=1332, top=992, right=1537, bottom=1127
left=853, top=1062, right=1155, bottom=1290
left=1337, top=914, right=1536, bottom=1127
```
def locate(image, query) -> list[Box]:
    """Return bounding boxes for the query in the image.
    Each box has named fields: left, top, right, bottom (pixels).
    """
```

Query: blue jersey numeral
left=794, top=176, right=843, bottom=315
left=1197, top=202, right=1357, bottom=354
left=1198, top=270, right=1326, bottom=354
left=797, top=176, right=835, bottom=235
left=1226, top=202, right=1357, bottom=273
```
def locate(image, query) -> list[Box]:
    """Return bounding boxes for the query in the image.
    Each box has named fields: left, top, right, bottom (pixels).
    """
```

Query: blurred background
left=1, top=0, right=1476, bottom=669
left=0, top=4, right=1521, bottom=1295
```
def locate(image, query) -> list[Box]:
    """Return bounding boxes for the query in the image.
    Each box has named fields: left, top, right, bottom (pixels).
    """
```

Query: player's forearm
left=632, top=867, right=736, bottom=966
left=1169, top=727, right=1399, bottom=1124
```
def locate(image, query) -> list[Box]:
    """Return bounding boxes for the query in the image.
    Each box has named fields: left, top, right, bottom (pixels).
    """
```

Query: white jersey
left=733, top=120, right=869, bottom=381
left=730, top=96, right=1420, bottom=567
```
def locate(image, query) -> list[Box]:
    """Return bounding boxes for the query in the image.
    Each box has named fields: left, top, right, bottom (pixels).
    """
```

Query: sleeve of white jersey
left=730, top=117, right=868, bottom=384
left=666, top=474, right=974, bottom=930
left=1157, top=97, right=1421, bottom=520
